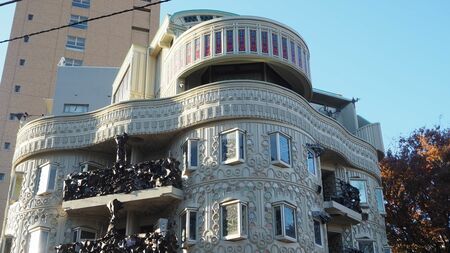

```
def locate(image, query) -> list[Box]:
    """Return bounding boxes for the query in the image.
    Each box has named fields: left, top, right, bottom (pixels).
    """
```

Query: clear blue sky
left=1, top=0, right=449, bottom=150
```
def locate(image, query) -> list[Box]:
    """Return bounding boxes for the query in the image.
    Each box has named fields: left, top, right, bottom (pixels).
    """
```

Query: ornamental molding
left=14, top=81, right=380, bottom=178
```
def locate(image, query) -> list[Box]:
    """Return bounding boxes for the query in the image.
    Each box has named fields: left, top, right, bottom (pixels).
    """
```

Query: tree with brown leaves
left=380, top=127, right=450, bottom=252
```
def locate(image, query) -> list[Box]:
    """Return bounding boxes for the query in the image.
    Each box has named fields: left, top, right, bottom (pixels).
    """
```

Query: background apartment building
left=0, top=0, right=160, bottom=234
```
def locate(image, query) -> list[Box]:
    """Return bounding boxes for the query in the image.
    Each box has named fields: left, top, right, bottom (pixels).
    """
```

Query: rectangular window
left=63, top=104, right=89, bottom=113
left=226, top=30, right=234, bottom=53
left=221, top=200, right=248, bottom=240
left=194, top=38, right=200, bottom=60
left=250, top=29, right=257, bottom=52
left=215, top=31, right=222, bottom=54
left=358, top=241, right=375, bottom=253
left=282, top=37, right=288, bottom=60
left=221, top=129, right=245, bottom=164
left=375, top=187, right=386, bottom=213
left=28, top=14, right=34, bottom=20
left=313, top=220, right=323, bottom=246
left=180, top=209, right=197, bottom=245
left=28, top=227, right=49, bottom=253
left=66, top=36, right=85, bottom=51
left=350, top=179, right=368, bottom=204
left=270, top=132, right=291, bottom=167
left=24, top=36, right=29, bottom=42
left=204, top=34, right=211, bottom=57
left=273, top=202, right=296, bottom=242
left=186, top=42, right=192, bottom=65
left=290, top=41, right=296, bottom=64
left=72, top=0, right=90, bottom=9
left=307, top=150, right=317, bottom=175
left=19, top=59, right=25, bottom=66
left=14, top=85, right=21, bottom=92
left=0, top=173, right=5, bottom=182
left=37, top=164, right=57, bottom=195
left=183, top=15, right=198, bottom=23
left=64, top=58, right=83, bottom=66
left=272, top=33, right=279, bottom=56
left=4, top=142, right=11, bottom=150
left=73, top=227, right=96, bottom=242
left=261, top=31, right=268, bottom=53
left=238, top=29, right=246, bottom=52
left=9, top=113, right=16, bottom=120
left=297, top=46, right=303, bottom=68
left=69, top=15, right=88, bottom=29
left=182, top=139, right=199, bottom=172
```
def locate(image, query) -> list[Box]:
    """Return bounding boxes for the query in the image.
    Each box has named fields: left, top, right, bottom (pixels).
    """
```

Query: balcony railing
left=324, top=178, right=362, bottom=213
left=63, top=158, right=182, bottom=201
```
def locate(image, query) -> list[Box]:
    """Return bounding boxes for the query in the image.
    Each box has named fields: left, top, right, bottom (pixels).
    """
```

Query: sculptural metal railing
left=63, top=133, right=182, bottom=201
left=324, top=178, right=362, bottom=213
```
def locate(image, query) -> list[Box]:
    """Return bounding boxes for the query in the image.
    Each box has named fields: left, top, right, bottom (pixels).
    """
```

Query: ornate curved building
left=1, top=10, right=389, bottom=253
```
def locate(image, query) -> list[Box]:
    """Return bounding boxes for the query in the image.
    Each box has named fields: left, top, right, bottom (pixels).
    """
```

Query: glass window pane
left=239, top=132, right=244, bottom=160
left=284, top=206, right=296, bottom=238
left=189, top=212, right=197, bottom=240
left=375, top=188, right=385, bottom=212
left=181, top=212, right=187, bottom=242
left=190, top=140, right=198, bottom=167
left=350, top=180, right=367, bottom=203
left=358, top=241, right=375, bottom=253
left=215, top=31, right=222, bottom=54
left=226, top=30, right=233, bottom=53
left=221, top=132, right=236, bottom=162
left=238, top=29, right=246, bottom=51
left=274, top=206, right=282, bottom=236
left=80, top=230, right=95, bottom=240
left=222, top=204, right=238, bottom=236
left=314, top=220, right=322, bottom=245
left=307, top=150, right=316, bottom=175
left=270, top=134, right=277, bottom=161
left=241, top=204, right=248, bottom=235
left=204, top=34, right=210, bottom=57
left=279, top=135, right=290, bottom=164
left=272, top=33, right=279, bottom=56
left=47, top=167, right=57, bottom=191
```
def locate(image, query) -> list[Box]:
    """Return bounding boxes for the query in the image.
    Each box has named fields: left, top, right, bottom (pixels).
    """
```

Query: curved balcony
left=13, top=81, right=380, bottom=178
left=162, top=16, right=312, bottom=99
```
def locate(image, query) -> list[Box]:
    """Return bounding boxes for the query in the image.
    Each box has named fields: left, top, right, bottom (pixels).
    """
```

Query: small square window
left=63, top=104, right=89, bottom=113
left=182, top=139, right=199, bottom=172
left=221, top=200, right=248, bottom=241
left=24, top=36, right=29, bottom=42
left=313, top=220, right=323, bottom=246
left=69, top=14, right=88, bottom=30
left=72, top=0, right=90, bottom=9
left=4, top=142, right=11, bottom=150
left=270, top=132, right=291, bottom=167
left=273, top=202, right=297, bottom=242
left=37, top=164, right=57, bottom=195
left=0, top=173, right=5, bottom=182
left=220, top=128, right=246, bottom=165
left=28, top=14, right=34, bottom=20
left=307, top=149, right=317, bottom=175
left=180, top=208, right=197, bottom=246
left=375, top=187, right=386, bottom=214
left=14, top=85, right=21, bottom=92
left=350, top=179, right=368, bottom=205
left=19, top=59, right=25, bottom=66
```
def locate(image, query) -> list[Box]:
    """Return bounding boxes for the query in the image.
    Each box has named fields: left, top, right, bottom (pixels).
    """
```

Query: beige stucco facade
left=0, top=0, right=160, bottom=235
left=2, top=9, right=389, bottom=253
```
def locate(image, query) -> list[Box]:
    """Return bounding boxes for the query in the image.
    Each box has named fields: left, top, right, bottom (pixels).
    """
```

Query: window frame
left=269, top=132, right=291, bottom=167
left=0, top=173, right=5, bottom=182
left=350, top=178, right=368, bottom=205
left=79, top=161, right=103, bottom=172
left=27, top=226, right=50, bottom=253
left=63, top=103, right=89, bottom=113
left=307, top=149, right=318, bottom=176
left=69, top=14, right=88, bottom=29
left=66, top=35, right=86, bottom=51
left=313, top=219, right=324, bottom=247
left=72, top=0, right=90, bottom=9
left=37, top=163, right=57, bottom=196
left=180, top=208, right=198, bottom=246
left=358, top=240, right=375, bottom=253
left=4, top=142, right=11, bottom=150
left=220, top=199, right=248, bottom=241
left=220, top=128, right=246, bottom=165
left=182, top=139, right=199, bottom=172
left=72, top=227, right=97, bottom=242
left=375, top=187, right=386, bottom=214
left=273, top=201, right=297, bottom=242
left=64, top=58, right=83, bottom=66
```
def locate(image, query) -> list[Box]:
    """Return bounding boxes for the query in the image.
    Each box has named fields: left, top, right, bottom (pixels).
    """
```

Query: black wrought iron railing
left=323, top=178, right=362, bottom=213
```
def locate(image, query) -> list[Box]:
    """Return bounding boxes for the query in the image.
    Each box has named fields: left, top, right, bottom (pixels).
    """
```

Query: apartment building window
left=180, top=208, right=197, bottom=245
left=14, top=85, right=21, bottom=92
left=220, top=128, right=246, bottom=165
left=66, top=36, right=85, bottom=51
left=350, top=179, right=368, bottom=205
left=270, top=132, right=291, bottom=167
left=24, top=36, right=29, bottom=42
left=375, top=187, right=386, bottom=214
left=4, top=142, right=11, bottom=150
left=28, top=14, right=33, bottom=20
left=182, top=139, right=199, bottom=172
left=0, top=173, right=5, bottom=182
left=307, top=149, right=317, bottom=175
left=28, top=227, right=50, bottom=253
left=313, top=220, right=324, bottom=246
left=63, top=104, right=89, bottom=113
left=37, top=163, right=57, bottom=195
left=273, top=202, right=296, bottom=242
left=79, top=161, right=102, bottom=172
left=358, top=240, right=375, bottom=253
left=64, top=58, right=83, bottom=66
left=221, top=200, right=248, bottom=240
left=9, top=113, right=16, bottom=120
left=19, top=59, right=25, bottom=66
left=69, top=15, right=88, bottom=29
left=73, top=227, right=96, bottom=242
left=72, top=0, right=90, bottom=9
